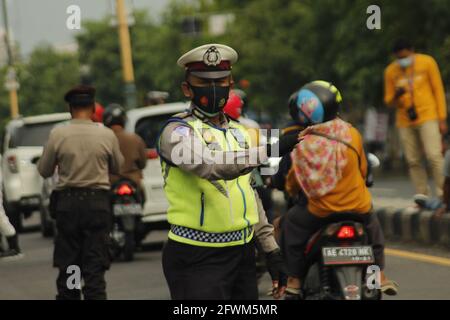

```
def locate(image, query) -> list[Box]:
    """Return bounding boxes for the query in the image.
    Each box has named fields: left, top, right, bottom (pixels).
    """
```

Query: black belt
left=58, top=188, right=109, bottom=196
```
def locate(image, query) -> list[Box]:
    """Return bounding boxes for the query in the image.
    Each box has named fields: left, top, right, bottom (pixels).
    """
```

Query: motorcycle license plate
left=113, top=203, right=142, bottom=216
left=322, top=246, right=374, bottom=266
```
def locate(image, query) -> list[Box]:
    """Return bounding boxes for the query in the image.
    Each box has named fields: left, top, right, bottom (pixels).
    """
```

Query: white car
left=125, top=102, right=189, bottom=226
left=1, top=113, right=71, bottom=231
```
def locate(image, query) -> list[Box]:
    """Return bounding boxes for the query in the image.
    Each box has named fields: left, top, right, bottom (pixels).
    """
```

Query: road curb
left=400, top=207, right=420, bottom=241
left=417, top=211, right=435, bottom=244
left=373, top=206, right=450, bottom=249
left=375, top=206, right=397, bottom=240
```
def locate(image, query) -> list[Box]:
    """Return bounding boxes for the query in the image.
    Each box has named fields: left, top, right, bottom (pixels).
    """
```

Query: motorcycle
left=110, top=178, right=143, bottom=262
left=299, top=153, right=382, bottom=300
left=300, top=214, right=381, bottom=300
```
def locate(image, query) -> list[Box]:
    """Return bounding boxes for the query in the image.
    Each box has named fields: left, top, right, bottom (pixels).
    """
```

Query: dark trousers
left=162, top=239, right=258, bottom=300
left=281, top=204, right=385, bottom=278
left=256, top=186, right=274, bottom=223
left=53, top=189, right=112, bottom=300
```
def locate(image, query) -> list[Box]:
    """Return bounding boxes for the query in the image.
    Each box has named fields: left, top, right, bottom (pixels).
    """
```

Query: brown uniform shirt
left=109, top=127, right=147, bottom=186
left=37, top=119, right=124, bottom=190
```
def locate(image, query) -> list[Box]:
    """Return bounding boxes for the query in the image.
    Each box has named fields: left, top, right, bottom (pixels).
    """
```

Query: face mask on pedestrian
left=397, top=55, right=413, bottom=68
left=188, top=81, right=230, bottom=117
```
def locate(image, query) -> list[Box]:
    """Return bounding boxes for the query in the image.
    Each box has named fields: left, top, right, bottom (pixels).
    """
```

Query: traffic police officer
left=38, top=85, right=124, bottom=300
left=159, top=44, right=297, bottom=299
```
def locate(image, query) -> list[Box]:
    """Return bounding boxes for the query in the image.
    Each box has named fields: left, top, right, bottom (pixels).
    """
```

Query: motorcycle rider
left=92, top=102, right=105, bottom=123
left=281, top=81, right=399, bottom=299
left=223, top=89, right=286, bottom=296
left=270, top=120, right=305, bottom=243
left=102, top=104, right=147, bottom=199
left=223, top=89, right=260, bottom=145
left=223, top=89, right=275, bottom=221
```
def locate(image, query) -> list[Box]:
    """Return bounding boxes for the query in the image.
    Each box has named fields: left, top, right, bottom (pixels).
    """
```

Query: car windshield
left=135, top=113, right=175, bottom=149
left=9, top=121, right=61, bottom=147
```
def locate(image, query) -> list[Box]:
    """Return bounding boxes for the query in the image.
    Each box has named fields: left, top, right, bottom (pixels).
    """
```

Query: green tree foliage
left=19, top=45, right=80, bottom=115
left=219, top=0, right=450, bottom=121
left=0, top=45, right=79, bottom=128
left=76, top=8, right=203, bottom=107
left=1, top=0, right=449, bottom=127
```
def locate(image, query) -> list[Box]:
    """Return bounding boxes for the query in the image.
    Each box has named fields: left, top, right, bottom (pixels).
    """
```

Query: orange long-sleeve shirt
left=384, top=53, right=447, bottom=128
left=286, top=127, right=372, bottom=217
left=308, top=127, right=372, bottom=217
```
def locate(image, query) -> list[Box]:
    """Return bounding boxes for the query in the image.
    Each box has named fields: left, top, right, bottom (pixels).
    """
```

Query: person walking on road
left=384, top=39, right=447, bottom=199
left=37, top=85, right=124, bottom=300
left=158, top=44, right=298, bottom=300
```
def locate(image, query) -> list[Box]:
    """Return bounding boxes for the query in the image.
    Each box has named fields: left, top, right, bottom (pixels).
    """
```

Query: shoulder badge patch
left=202, top=129, right=216, bottom=144
left=174, top=126, right=191, bottom=137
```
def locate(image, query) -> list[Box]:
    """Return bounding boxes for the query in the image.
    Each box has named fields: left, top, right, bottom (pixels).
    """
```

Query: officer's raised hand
left=266, top=133, right=300, bottom=158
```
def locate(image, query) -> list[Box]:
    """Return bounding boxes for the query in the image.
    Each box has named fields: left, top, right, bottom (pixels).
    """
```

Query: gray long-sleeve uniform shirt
left=38, top=119, right=124, bottom=190
left=159, top=110, right=278, bottom=253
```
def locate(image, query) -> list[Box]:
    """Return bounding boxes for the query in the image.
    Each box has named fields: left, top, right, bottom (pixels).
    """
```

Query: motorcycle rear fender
left=121, top=215, right=136, bottom=232
left=334, top=266, right=363, bottom=300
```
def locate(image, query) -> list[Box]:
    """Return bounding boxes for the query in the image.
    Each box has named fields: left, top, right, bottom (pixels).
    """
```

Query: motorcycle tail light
left=117, top=184, right=133, bottom=196
left=325, top=224, right=340, bottom=236
left=337, top=226, right=355, bottom=239
left=356, top=224, right=365, bottom=236
left=7, top=155, right=18, bottom=173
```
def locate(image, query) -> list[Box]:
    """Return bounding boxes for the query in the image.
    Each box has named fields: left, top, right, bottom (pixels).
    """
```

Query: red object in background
left=92, top=102, right=105, bottom=122
left=239, top=79, right=250, bottom=89
left=117, top=184, right=133, bottom=196
left=7, top=155, right=18, bottom=173
left=223, top=90, right=243, bottom=119
left=200, top=96, right=209, bottom=106
left=147, top=149, right=159, bottom=159
left=337, top=226, right=355, bottom=239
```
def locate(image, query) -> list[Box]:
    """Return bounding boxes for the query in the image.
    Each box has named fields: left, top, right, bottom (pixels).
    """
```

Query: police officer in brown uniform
left=37, top=85, right=124, bottom=300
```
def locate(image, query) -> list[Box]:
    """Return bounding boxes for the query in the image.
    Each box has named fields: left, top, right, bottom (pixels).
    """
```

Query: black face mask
left=188, top=82, right=230, bottom=117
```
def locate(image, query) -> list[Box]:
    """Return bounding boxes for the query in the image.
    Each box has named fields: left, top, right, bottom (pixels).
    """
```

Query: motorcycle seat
left=319, top=212, right=369, bottom=224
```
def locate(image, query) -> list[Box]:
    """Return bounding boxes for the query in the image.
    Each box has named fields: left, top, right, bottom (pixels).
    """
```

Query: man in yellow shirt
left=384, top=39, right=447, bottom=197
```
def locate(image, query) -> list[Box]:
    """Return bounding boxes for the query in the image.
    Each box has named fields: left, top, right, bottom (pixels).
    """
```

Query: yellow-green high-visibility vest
left=159, top=117, right=259, bottom=247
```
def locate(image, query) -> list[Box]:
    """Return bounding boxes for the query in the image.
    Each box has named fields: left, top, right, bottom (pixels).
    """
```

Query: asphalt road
left=1, top=175, right=449, bottom=300
left=1, top=228, right=449, bottom=300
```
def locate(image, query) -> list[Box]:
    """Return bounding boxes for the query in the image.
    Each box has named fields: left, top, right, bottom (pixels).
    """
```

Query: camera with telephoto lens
left=407, top=105, right=418, bottom=121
